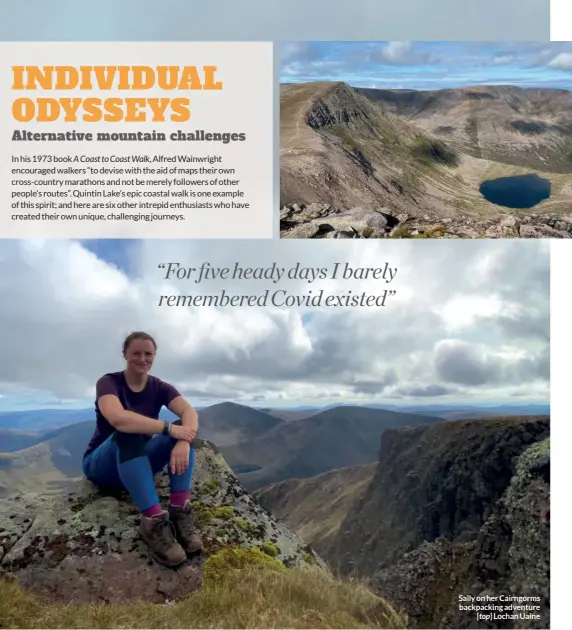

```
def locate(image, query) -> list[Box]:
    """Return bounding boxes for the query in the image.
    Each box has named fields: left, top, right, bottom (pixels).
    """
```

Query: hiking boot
left=168, top=500, right=204, bottom=553
left=139, top=511, right=187, bottom=567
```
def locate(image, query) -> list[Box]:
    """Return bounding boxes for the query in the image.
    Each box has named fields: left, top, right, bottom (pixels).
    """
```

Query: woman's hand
left=169, top=424, right=197, bottom=444
left=170, top=440, right=191, bottom=475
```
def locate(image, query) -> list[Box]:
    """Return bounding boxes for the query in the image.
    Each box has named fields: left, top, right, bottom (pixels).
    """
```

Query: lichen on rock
left=0, top=439, right=324, bottom=605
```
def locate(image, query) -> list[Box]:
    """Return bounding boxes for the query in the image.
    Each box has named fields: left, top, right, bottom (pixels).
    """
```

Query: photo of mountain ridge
left=280, top=42, right=572, bottom=239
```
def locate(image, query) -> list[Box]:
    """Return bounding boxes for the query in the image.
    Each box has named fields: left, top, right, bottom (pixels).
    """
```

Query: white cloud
left=548, top=53, right=572, bottom=71
left=381, top=42, right=413, bottom=63
left=439, top=294, right=506, bottom=331
left=0, top=239, right=549, bottom=407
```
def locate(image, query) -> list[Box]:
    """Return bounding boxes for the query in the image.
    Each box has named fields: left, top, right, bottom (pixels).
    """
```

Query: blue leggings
left=82, top=423, right=195, bottom=512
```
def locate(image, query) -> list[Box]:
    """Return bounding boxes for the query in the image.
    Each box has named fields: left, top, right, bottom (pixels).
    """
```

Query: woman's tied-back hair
left=122, top=331, right=157, bottom=354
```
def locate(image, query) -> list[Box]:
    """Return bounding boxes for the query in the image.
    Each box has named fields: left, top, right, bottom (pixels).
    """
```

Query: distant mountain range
left=0, top=401, right=549, bottom=432
left=0, top=408, right=96, bottom=431
left=207, top=403, right=442, bottom=489
left=258, top=402, right=550, bottom=419
left=0, top=400, right=549, bottom=498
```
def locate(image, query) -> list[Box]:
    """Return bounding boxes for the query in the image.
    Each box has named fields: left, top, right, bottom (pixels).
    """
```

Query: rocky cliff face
left=0, top=440, right=321, bottom=605
left=330, top=417, right=550, bottom=628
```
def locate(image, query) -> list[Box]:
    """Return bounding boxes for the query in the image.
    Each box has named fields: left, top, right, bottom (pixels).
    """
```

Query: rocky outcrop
left=0, top=440, right=321, bottom=605
left=280, top=202, right=572, bottom=239
left=329, top=417, right=550, bottom=628
left=372, top=439, right=550, bottom=629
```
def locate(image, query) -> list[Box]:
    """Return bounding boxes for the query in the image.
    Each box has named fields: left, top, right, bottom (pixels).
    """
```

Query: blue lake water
left=479, top=174, right=551, bottom=209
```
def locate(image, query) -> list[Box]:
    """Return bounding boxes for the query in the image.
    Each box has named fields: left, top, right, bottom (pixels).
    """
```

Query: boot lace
left=151, top=516, right=178, bottom=552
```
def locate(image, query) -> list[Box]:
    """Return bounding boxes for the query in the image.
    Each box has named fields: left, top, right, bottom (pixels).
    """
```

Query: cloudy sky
left=0, top=0, right=548, bottom=41
left=0, top=239, right=549, bottom=411
left=280, top=42, right=572, bottom=91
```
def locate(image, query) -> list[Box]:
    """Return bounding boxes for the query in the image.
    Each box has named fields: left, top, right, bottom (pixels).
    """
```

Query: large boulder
left=279, top=201, right=572, bottom=240
left=0, top=440, right=321, bottom=605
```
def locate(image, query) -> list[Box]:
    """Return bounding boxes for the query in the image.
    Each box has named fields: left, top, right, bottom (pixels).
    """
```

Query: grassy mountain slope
left=358, top=85, right=572, bottom=173
left=258, top=408, right=318, bottom=422
left=254, top=462, right=377, bottom=556
left=1, top=565, right=405, bottom=629
left=280, top=81, right=572, bottom=221
left=281, top=81, right=449, bottom=215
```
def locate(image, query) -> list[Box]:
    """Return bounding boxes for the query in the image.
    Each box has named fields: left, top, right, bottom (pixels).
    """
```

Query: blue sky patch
left=280, top=42, right=572, bottom=91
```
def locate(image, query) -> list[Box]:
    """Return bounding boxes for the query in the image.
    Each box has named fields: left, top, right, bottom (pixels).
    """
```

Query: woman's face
left=124, top=339, right=156, bottom=374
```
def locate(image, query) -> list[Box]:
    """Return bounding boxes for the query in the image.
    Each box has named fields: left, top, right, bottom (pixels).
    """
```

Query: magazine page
left=0, top=1, right=562, bottom=629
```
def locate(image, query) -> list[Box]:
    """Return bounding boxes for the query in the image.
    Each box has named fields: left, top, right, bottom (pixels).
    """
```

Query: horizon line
left=279, top=79, right=572, bottom=92
left=0, top=400, right=552, bottom=414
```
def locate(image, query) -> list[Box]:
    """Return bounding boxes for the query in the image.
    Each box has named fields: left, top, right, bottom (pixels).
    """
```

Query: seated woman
left=83, top=331, right=202, bottom=567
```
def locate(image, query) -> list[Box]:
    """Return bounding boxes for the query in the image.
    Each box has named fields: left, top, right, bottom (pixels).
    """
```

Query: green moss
left=515, top=438, right=550, bottom=475
left=424, top=225, right=446, bottom=237
left=247, top=521, right=266, bottom=540
left=192, top=503, right=234, bottom=525
left=192, top=502, right=213, bottom=527
left=211, top=506, right=234, bottom=520
left=261, top=541, right=280, bottom=557
left=506, top=438, right=550, bottom=505
left=197, top=478, right=221, bottom=497
left=203, top=546, right=284, bottom=585
left=532, top=438, right=550, bottom=458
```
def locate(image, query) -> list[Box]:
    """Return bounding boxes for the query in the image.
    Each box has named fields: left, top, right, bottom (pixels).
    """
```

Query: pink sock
left=170, top=491, right=190, bottom=507
left=142, top=503, right=163, bottom=518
